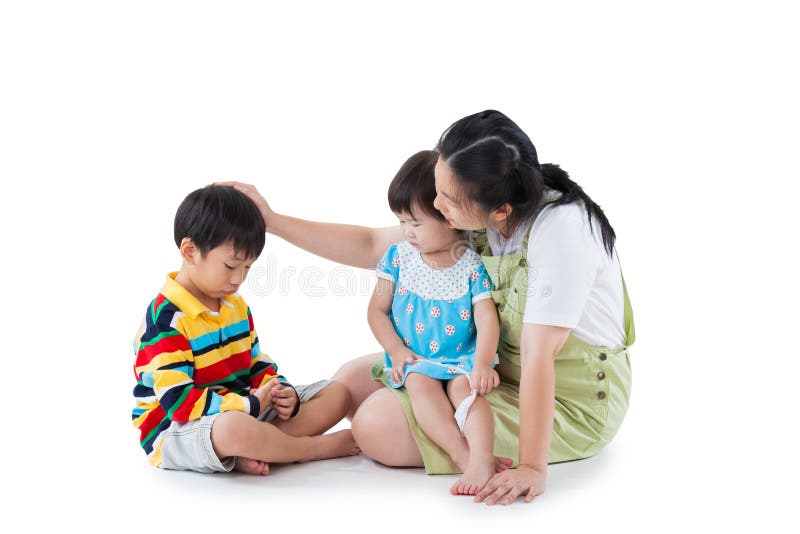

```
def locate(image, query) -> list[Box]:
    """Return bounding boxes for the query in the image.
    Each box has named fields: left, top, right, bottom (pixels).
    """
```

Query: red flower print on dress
left=392, top=257, right=400, bottom=267
left=415, top=323, right=424, bottom=333
left=431, top=307, right=440, bottom=318
left=447, top=367, right=459, bottom=375
left=445, top=325, right=455, bottom=335
left=457, top=343, right=463, bottom=352
left=460, top=310, right=471, bottom=320
left=406, top=304, right=414, bottom=314
left=381, top=260, right=386, bottom=269
left=430, top=341, right=439, bottom=353
left=404, top=338, right=411, bottom=347
left=483, top=279, right=491, bottom=288
left=398, top=287, right=408, bottom=295
left=446, top=298, right=454, bottom=303
left=394, top=317, right=400, bottom=326
left=471, top=271, right=480, bottom=281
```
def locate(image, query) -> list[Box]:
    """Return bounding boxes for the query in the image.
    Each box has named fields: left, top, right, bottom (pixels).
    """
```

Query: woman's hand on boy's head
left=270, top=385, right=299, bottom=420
left=214, top=181, right=274, bottom=229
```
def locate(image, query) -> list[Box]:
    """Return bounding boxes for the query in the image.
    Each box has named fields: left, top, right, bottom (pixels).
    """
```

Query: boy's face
left=395, top=205, right=460, bottom=254
left=189, top=241, right=255, bottom=300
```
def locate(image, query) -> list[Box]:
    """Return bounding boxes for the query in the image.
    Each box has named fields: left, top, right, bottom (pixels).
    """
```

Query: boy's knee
left=321, top=380, right=351, bottom=416
left=210, top=411, right=254, bottom=456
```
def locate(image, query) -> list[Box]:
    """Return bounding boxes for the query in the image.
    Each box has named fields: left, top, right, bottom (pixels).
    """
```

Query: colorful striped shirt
left=132, top=272, right=287, bottom=467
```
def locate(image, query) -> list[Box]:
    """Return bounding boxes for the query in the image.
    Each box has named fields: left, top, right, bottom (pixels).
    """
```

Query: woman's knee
left=332, top=352, right=383, bottom=419
left=351, top=390, right=423, bottom=468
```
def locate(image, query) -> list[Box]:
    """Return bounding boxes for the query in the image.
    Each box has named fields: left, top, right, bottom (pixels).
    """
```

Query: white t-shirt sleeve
left=522, top=207, right=602, bottom=328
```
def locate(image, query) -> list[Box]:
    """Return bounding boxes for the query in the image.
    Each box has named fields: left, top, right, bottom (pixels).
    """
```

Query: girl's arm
left=470, top=298, right=501, bottom=394
left=367, top=278, right=419, bottom=383
left=216, top=181, right=403, bottom=269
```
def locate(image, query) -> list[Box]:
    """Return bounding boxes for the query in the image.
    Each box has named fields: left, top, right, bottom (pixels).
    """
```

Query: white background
left=1, top=1, right=798, bottom=532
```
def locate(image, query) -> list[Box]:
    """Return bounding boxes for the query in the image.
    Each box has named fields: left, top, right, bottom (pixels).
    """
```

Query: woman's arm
left=517, top=323, right=571, bottom=470
left=474, top=322, right=571, bottom=506
left=271, top=214, right=402, bottom=270
left=216, top=181, right=403, bottom=269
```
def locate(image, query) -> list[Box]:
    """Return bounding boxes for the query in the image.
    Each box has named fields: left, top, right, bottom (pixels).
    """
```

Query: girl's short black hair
left=387, top=150, right=445, bottom=222
left=174, top=185, right=266, bottom=259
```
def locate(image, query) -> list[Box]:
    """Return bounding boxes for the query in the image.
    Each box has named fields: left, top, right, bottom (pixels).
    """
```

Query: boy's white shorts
left=159, top=379, right=332, bottom=473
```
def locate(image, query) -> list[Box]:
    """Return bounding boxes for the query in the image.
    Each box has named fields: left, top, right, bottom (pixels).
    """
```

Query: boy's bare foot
left=234, top=457, right=270, bottom=476
left=305, top=429, right=361, bottom=462
left=450, top=454, right=495, bottom=496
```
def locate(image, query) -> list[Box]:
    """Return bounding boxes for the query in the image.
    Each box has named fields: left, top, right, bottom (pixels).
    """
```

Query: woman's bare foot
left=450, top=454, right=495, bottom=495
left=234, top=457, right=270, bottom=476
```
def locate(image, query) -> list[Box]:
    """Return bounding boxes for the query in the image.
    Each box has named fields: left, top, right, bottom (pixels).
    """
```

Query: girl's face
left=396, top=205, right=461, bottom=254
left=433, top=156, right=487, bottom=231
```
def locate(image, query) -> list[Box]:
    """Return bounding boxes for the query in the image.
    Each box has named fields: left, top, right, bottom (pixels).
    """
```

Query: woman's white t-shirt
left=482, top=202, right=626, bottom=348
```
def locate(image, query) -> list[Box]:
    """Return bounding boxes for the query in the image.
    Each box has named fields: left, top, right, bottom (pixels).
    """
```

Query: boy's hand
left=470, top=364, right=500, bottom=396
left=252, top=379, right=282, bottom=417
left=270, top=384, right=299, bottom=420
left=389, top=347, right=422, bottom=385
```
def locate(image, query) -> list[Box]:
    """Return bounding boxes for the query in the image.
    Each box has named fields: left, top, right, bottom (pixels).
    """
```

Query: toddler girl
left=368, top=150, right=502, bottom=495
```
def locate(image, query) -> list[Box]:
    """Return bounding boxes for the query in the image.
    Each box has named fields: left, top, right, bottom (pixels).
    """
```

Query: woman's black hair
left=387, top=150, right=446, bottom=222
left=174, top=185, right=266, bottom=259
left=436, top=110, right=616, bottom=255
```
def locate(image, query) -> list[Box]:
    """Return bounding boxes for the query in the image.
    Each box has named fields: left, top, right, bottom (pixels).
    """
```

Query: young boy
left=132, top=185, right=359, bottom=475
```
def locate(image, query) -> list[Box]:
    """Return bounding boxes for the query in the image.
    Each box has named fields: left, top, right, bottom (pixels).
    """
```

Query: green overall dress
left=371, top=229, right=636, bottom=474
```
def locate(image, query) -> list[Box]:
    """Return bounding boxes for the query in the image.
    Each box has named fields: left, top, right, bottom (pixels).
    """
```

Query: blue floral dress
left=376, top=241, right=497, bottom=387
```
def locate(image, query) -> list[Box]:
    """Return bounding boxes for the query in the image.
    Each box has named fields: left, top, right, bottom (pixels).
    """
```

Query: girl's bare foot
left=495, top=456, right=513, bottom=472
left=450, top=454, right=495, bottom=495
left=234, top=457, right=270, bottom=476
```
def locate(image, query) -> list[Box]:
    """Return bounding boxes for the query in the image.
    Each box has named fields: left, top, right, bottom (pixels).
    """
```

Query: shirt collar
left=160, top=272, right=227, bottom=320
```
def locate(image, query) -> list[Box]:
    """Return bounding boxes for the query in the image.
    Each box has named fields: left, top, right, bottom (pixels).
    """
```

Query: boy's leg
left=271, top=380, right=350, bottom=437
left=446, top=376, right=496, bottom=496
left=403, top=373, right=472, bottom=471
left=210, top=411, right=359, bottom=468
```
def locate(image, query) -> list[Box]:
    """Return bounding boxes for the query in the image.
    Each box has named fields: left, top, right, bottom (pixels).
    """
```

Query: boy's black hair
left=387, top=150, right=446, bottom=222
left=174, top=185, right=266, bottom=259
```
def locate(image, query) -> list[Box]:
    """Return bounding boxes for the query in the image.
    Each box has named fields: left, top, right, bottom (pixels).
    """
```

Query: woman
left=220, top=110, right=635, bottom=506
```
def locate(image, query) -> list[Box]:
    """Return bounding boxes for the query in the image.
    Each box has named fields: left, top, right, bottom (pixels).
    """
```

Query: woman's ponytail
left=541, top=163, right=616, bottom=255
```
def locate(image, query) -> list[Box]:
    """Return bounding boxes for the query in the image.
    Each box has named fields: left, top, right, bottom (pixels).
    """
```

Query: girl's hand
left=474, top=464, right=546, bottom=506
left=470, top=364, right=500, bottom=395
left=389, top=348, right=421, bottom=385
left=214, top=181, right=274, bottom=229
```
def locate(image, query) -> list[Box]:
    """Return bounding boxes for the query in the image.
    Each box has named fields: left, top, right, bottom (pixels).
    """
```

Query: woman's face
left=433, top=156, right=486, bottom=231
